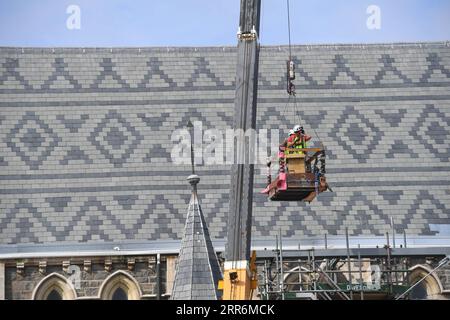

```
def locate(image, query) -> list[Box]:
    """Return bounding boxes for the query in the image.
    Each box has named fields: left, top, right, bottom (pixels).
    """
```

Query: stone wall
left=437, top=262, right=450, bottom=292
left=2, top=255, right=176, bottom=300
left=2, top=254, right=449, bottom=300
left=0, top=263, right=4, bottom=300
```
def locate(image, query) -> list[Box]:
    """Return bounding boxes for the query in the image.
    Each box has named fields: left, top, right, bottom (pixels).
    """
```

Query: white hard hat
left=293, top=125, right=302, bottom=133
left=288, top=129, right=295, bottom=135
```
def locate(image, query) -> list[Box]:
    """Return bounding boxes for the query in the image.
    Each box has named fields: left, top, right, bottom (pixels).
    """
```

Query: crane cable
left=287, top=0, right=292, bottom=60
left=293, top=94, right=324, bottom=147
left=286, top=0, right=299, bottom=130
left=286, top=0, right=324, bottom=147
left=280, top=0, right=294, bottom=134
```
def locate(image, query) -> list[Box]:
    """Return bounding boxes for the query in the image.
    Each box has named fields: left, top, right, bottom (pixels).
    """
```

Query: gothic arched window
left=99, top=270, right=142, bottom=300
left=409, top=265, right=443, bottom=300
left=32, top=273, right=77, bottom=300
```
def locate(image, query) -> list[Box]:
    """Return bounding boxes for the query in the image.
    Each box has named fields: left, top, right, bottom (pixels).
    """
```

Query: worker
left=287, top=125, right=311, bottom=153
left=280, top=129, right=295, bottom=149
left=278, top=129, right=295, bottom=172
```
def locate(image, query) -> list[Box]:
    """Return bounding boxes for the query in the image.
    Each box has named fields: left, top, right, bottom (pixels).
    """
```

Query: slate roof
left=171, top=174, right=222, bottom=300
left=0, top=43, right=450, bottom=246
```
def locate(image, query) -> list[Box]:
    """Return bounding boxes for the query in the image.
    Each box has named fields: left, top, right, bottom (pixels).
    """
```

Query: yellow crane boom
left=221, top=0, right=261, bottom=300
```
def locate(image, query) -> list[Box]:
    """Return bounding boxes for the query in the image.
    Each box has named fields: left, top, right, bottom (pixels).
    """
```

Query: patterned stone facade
left=1, top=43, right=450, bottom=244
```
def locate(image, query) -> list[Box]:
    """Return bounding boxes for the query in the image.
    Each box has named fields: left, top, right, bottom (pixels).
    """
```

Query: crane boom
left=223, top=0, right=261, bottom=300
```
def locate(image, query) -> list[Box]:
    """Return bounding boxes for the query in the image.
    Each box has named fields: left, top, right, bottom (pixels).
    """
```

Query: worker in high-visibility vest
left=287, top=125, right=311, bottom=153
left=278, top=129, right=295, bottom=172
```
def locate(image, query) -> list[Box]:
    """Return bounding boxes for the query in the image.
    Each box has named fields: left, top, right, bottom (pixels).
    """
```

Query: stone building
left=0, top=42, right=450, bottom=299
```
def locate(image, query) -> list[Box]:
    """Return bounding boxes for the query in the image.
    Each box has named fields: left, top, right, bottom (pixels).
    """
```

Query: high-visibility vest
left=286, top=135, right=308, bottom=155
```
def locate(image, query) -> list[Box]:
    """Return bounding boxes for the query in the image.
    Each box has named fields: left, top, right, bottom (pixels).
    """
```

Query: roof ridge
left=1, top=41, right=449, bottom=53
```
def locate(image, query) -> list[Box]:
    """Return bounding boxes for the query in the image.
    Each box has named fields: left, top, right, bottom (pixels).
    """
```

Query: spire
left=171, top=122, right=223, bottom=300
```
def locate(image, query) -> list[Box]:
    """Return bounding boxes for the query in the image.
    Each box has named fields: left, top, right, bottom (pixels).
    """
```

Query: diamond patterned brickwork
left=1, top=43, right=450, bottom=245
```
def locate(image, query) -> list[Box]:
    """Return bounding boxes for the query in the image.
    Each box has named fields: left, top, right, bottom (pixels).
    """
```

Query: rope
left=287, top=0, right=292, bottom=59
left=269, top=95, right=292, bottom=163
left=286, top=0, right=324, bottom=147
left=280, top=94, right=292, bottom=124
left=279, top=0, right=326, bottom=159
left=293, top=95, right=324, bottom=147
left=292, top=94, right=301, bottom=126
left=260, top=0, right=264, bottom=44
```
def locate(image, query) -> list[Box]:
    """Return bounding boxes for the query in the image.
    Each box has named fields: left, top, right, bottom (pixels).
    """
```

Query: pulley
left=286, top=59, right=296, bottom=95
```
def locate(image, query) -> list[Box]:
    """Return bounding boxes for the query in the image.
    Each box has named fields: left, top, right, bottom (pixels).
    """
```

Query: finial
left=187, top=174, right=200, bottom=186
left=186, top=121, right=200, bottom=187
left=187, top=120, right=195, bottom=175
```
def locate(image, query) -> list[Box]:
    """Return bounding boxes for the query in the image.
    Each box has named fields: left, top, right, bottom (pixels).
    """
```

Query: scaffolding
left=257, top=229, right=450, bottom=300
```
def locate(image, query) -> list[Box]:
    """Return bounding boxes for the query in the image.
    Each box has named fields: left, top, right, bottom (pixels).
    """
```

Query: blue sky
left=0, top=0, right=449, bottom=47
